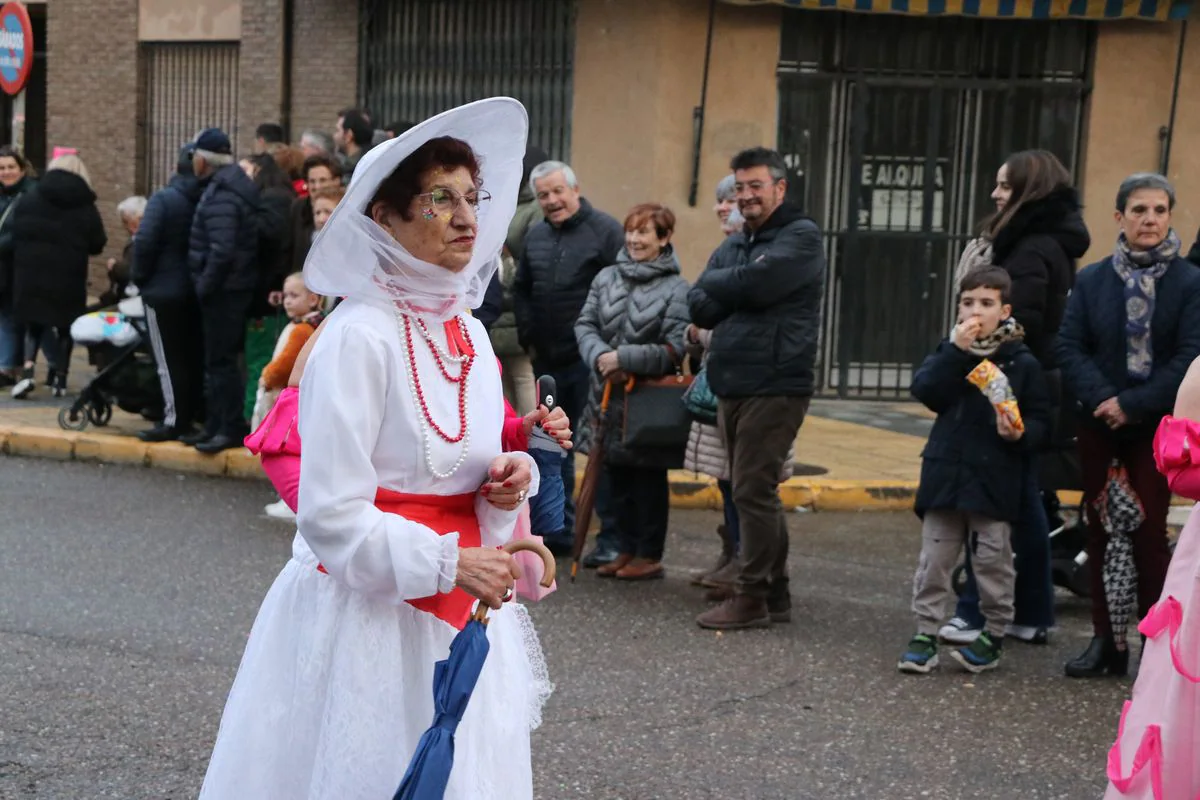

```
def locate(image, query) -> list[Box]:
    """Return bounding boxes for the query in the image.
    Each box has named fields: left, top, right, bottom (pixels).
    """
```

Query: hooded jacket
left=9, top=170, right=107, bottom=328
left=188, top=162, right=262, bottom=299
left=688, top=202, right=825, bottom=398
left=574, top=246, right=691, bottom=468
left=514, top=197, right=625, bottom=370
left=990, top=187, right=1091, bottom=367
left=134, top=155, right=204, bottom=306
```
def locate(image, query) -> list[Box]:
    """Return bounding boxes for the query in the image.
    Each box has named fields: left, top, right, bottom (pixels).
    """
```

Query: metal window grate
left=359, top=0, right=576, bottom=160
left=139, top=42, right=240, bottom=194
left=777, top=10, right=1093, bottom=398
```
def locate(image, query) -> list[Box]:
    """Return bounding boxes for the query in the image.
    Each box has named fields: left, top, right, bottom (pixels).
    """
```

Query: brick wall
left=237, top=0, right=285, bottom=155
left=46, top=0, right=141, bottom=291
left=290, top=0, right=359, bottom=139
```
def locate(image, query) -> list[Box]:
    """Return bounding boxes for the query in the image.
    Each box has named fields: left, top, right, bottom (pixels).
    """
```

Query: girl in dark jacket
left=575, top=203, right=691, bottom=581
left=1057, top=173, right=1200, bottom=678
left=8, top=154, right=106, bottom=398
left=0, top=145, right=37, bottom=390
left=944, top=150, right=1090, bottom=647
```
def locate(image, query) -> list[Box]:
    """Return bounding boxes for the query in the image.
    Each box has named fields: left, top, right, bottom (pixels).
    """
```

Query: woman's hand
left=455, top=547, right=521, bottom=610
left=523, top=405, right=573, bottom=449
left=596, top=351, right=621, bottom=379
left=480, top=454, right=533, bottom=511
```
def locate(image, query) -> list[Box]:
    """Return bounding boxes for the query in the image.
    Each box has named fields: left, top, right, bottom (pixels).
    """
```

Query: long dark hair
left=981, top=150, right=1072, bottom=238
left=250, top=152, right=294, bottom=194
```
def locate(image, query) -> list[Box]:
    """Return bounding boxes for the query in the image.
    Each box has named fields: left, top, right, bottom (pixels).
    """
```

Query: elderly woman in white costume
left=199, top=99, right=551, bottom=799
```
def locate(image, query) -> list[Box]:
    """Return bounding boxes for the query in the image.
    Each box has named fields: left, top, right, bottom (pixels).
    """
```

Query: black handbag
left=622, top=345, right=694, bottom=450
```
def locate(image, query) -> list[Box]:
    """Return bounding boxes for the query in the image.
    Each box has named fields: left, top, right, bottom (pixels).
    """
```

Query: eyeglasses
left=416, top=187, right=491, bottom=213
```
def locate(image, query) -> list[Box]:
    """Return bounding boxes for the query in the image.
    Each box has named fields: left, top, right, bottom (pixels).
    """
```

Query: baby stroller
left=57, top=296, right=164, bottom=431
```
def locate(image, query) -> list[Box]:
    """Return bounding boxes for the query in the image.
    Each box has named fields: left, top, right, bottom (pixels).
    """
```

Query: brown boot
left=696, top=594, right=770, bottom=630
left=690, top=524, right=734, bottom=586
left=615, top=558, right=664, bottom=581
left=704, top=584, right=734, bottom=603
left=596, top=553, right=634, bottom=578
left=699, top=558, right=739, bottom=590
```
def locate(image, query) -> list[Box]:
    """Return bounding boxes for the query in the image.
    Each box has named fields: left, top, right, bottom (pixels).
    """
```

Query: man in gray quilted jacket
left=687, top=147, right=826, bottom=630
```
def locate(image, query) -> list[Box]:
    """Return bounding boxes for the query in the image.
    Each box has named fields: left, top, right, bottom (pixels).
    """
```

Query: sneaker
left=949, top=631, right=1003, bottom=673
left=898, top=634, right=940, bottom=674
left=938, top=616, right=982, bottom=645
left=1005, top=624, right=1049, bottom=645
left=11, top=367, right=35, bottom=399
left=264, top=498, right=296, bottom=520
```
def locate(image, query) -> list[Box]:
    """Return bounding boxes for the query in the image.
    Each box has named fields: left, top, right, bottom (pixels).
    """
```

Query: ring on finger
left=501, top=587, right=514, bottom=603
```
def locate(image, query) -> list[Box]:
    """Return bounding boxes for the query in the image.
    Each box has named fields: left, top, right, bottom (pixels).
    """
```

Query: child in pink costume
left=1104, top=364, right=1200, bottom=799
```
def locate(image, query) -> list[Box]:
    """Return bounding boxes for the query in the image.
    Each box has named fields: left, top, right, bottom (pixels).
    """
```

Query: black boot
left=1064, top=636, right=1129, bottom=678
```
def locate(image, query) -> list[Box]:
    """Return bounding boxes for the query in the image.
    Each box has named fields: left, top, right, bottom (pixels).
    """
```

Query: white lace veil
left=303, top=98, right=529, bottom=320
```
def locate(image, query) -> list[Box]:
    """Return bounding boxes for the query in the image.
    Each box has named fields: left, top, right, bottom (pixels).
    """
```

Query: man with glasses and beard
left=688, top=147, right=826, bottom=630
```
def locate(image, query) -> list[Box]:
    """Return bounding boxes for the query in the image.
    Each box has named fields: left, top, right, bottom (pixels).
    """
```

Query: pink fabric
left=1154, top=417, right=1200, bottom=501
left=502, top=397, right=528, bottom=452
left=511, top=504, right=557, bottom=601
left=1103, top=421, right=1200, bottom=799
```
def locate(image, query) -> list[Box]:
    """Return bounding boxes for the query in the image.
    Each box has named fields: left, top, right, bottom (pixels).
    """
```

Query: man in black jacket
left=133, top=144, right=206, bottom=443
left=688, top=147, right=826, bottom=630
left=185, top=128, right=262, bottom=454
left=514, top=160, right=624, bottom=555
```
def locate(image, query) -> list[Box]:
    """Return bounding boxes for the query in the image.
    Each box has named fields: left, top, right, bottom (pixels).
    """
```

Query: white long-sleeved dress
left=199, top=300, right=550, bottom=800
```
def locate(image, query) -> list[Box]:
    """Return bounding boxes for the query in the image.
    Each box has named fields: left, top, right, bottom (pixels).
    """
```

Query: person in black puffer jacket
left=186, top=128, right=262, bottom=453
left=1057, top=173, right=1200, bottom=679
left=8, top=154, right=106, bottom=398
left=513, top=159, right=624, bottom=546
left=946, top=150, right=1092, bottom=647
left=133, top=143, right=206, bottom=442
left=688, top=147, right=825, bottom=631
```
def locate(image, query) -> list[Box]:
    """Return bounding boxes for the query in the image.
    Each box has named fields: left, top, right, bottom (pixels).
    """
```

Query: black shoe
left=194, top=434, right=243, bottom=454
left=582, top=544, right=620, bottom=569
left=179, top=430, right=214, bottom=447
left=44, top=368, right=56, bottom=389
left=138, top=425, right=193, bottom=443
left=1064, top=636, right=1129, bottom=678
left=767, top=592, right=792, bottom=624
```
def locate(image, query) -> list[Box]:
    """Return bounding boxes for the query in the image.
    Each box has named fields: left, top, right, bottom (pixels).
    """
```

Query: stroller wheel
left=87, top=400, right=113, bottom=427
left=57, top=404, right=89, bottom=431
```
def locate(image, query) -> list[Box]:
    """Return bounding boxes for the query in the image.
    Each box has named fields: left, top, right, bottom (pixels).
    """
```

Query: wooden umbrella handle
left=471, top=538, right=558, bottom=623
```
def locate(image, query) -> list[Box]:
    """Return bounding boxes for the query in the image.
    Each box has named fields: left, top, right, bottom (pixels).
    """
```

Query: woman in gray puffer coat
left=575, top=203, right=690, bottom=582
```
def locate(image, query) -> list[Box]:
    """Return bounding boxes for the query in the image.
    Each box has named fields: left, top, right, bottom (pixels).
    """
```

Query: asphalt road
left=0, top=457, right=1130, bottom=799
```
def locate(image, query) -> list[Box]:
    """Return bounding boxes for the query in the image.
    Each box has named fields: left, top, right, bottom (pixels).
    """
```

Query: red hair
left=623, top=203, right=675, bottom=239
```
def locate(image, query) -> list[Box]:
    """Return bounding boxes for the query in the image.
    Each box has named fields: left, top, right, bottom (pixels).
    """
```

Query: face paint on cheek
left=421, top=207, right=436, bottom=220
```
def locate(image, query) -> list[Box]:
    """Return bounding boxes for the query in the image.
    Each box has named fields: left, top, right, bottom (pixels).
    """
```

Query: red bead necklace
left=400, top=314, right=474, bottom=444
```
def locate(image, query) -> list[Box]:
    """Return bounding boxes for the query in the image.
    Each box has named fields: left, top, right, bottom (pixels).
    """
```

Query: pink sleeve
left=502, top=397, right=528, bottom=452
left=1154, top=416, right=1200, bottom=500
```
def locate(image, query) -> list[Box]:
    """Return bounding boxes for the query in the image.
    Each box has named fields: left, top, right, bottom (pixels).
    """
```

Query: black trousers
left=199, top=290, right=253, bottom=438
left=145, top=298, right=205, bottom=430
left=607, top=464, right=670, bottom=561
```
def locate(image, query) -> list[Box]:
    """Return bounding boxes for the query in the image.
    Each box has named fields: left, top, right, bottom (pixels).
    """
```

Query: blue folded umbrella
left=393, top=619, right=491, bottom=799
left=527, top=429, right=566, bottom=537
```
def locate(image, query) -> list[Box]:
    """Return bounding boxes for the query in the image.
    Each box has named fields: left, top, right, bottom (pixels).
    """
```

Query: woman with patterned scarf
left=1057, top=173, right=1200, bottom=679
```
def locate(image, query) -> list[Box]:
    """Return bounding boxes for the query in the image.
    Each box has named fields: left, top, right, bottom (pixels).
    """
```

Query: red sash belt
left=317, top=487, right=480, bottom=630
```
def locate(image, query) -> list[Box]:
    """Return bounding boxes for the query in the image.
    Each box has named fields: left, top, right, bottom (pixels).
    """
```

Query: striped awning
left=723, top=0, right=1191, bottom=19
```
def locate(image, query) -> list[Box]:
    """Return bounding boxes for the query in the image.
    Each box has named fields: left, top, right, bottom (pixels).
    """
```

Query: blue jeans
left=718, top=478, right=741, bottom=553
left=0, top=305, right=20, bottom=370
left=954, top=460, right=1055, bottom=629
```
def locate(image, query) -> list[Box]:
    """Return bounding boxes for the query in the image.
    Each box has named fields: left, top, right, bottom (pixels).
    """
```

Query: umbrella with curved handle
left=395, top=538, right=556, bottom=799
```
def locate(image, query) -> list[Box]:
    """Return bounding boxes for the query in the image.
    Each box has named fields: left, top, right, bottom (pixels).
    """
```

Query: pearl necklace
left=395, top=308, right=473, bottom=479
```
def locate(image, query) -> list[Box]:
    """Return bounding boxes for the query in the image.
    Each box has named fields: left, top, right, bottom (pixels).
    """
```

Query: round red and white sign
left=0, top=2, right=33, bottom=97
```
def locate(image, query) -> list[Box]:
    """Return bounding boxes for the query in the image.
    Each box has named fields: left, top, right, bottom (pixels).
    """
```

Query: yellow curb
left=146, top=441, right=229, bottom=477
left=226, top=448, right=267, bottom=481
left=75, top=433, right=149, bottom=466
left=6, top=427, right=78, bottom=460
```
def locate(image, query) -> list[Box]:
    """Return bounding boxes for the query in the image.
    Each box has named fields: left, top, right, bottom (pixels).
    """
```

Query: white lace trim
left=511, top=603, right=553, bottom=730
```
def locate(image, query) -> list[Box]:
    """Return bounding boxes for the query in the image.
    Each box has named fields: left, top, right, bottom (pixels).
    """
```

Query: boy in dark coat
left=899, top=269, right=1051, bottom=675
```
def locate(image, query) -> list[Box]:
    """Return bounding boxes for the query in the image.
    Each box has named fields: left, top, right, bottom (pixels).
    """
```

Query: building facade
left=19, top=0, right=1200, bottom=397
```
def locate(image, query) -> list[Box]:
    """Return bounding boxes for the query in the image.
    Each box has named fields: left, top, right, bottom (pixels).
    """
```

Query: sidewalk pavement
left=1, top=360, right=1186, bottom=514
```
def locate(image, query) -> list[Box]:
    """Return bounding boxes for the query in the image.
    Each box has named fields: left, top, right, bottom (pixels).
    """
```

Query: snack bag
left=966, top=359, right=1024, bottom=433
